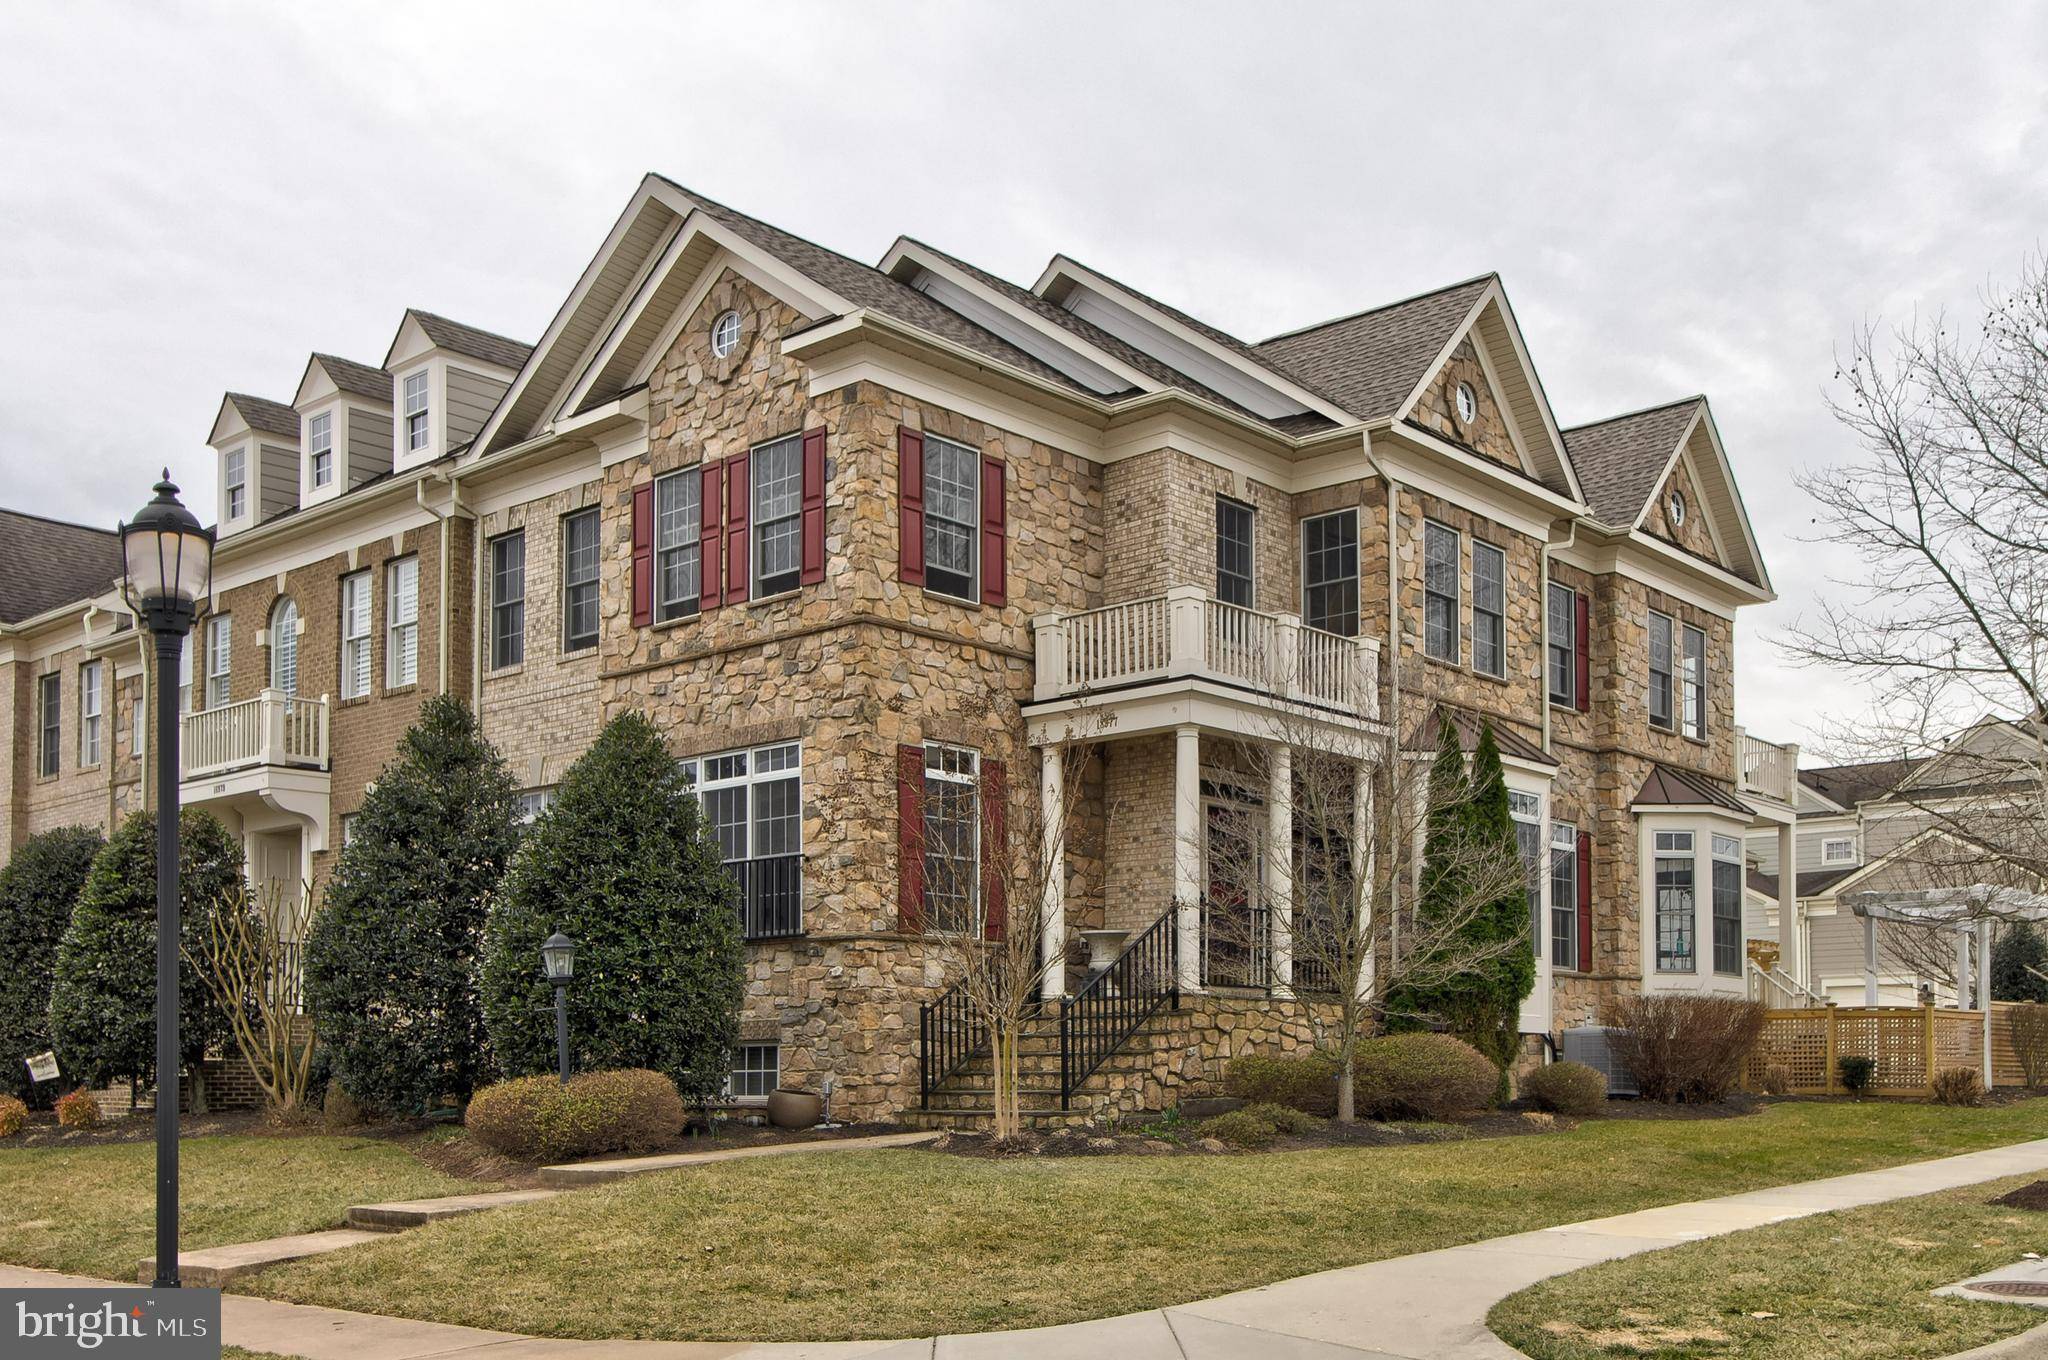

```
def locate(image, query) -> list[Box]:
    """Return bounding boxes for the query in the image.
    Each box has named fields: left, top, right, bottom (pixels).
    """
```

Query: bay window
left=681, top=742, right=802, bottom=938
left=1509, top=790, right=1542, bottom=951
left=1550, top=821, right=1578, bottom=969
left=1654, top=830, right=1695, bottom=972
left=1712, top=833, right=1743, bottom=976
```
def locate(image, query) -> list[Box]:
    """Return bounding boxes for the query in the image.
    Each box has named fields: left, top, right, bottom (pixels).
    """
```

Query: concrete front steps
left=904, top=1010, right=1180, bottom=1131
left=139, top=1230, right=385, bottom=1287
left=346, top=1189, right=559, bottom=1231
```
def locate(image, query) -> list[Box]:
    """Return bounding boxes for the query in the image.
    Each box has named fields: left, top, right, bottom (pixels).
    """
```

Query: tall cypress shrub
left=1386, top=715, right=1471, bottom=1028
left=1445, top=724, right=1537, bottom=1089
left=482, top=711, right=743, bottom=1105
left=0, top=825, right=104, bottom=1105
left=49, top=810, right=245, bottom=1089
left=304, top=695, right=519, bottom=1113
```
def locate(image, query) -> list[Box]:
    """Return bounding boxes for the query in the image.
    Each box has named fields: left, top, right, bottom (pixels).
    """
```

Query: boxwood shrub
left=1350, top=1032, right=1497, bottom=1120
left=467, top=1068, right=686, bottom=1163
left=1519, top=1059, right=1607, bottom=1115
left=1223, top=1052, right=1338, bottom=1116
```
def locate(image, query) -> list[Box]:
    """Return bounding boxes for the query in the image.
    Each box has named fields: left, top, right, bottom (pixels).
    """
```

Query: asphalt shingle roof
left=1561, top=398, right=1701, bottom=528
left=1747, top=866, right=1861, bottom=899
left=0, top=509, right=122, bottom=623
left=1253, top=276, right=1495, bottom=422
left=313, top=353, right=394, bottom=402
left=1799, top=758, right=1926, bottom=811
left=408, top=310, right=533, bottom=371
left=225, top=393, right=301, bottom=439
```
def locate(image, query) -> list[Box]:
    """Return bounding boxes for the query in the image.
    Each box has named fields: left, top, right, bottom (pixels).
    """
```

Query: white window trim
left=206, top=614, right=233, bottom=709
left=1216, top=494, right=1256, bottom=607
left=340, top=571, right=372, bottom=700
left=224, top=447, right=248, bottom=520
left=1471, top=539, right=1506, bottom=679
left=654, top=469, right=702, bottom=623
left=1638, top=815, right=1752, bottom=995
left=680, top=741, right=804, bottom=864
left=921, top=433, right=981, bottom=604
left=37, top=672, right=60, bottom=777
left=724, top=1042, right=780, bottom=1103
left=490, top=530, right=526, bottom=670
left=402, top=369, right=431, bottom=454
left=1648, top=609, right=1676, bottom=731
left=1546, top=581, right=1577, bottom=708
left=1421, top=518, right=1461, bottom=664
left=308, top=411, right=335, bottom=488
left=78, top=661, right=102, bottom=767
left=1821, top=835, right=1857, bottom=865
left=921, top=742, right=982, bottom=933
left=561, top=508, right=600, bottom=652
left=386, top=556, right=419, bottom=689
left=1680, top=623, right=1707, bottom=741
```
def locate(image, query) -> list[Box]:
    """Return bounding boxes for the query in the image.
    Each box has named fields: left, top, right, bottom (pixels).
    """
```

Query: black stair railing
left=918, top=977, right=986, bottom=1109
left=1059, top=906, right=1180, bottom=1108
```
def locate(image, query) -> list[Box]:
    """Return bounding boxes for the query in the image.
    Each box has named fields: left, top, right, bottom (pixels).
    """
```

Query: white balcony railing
left=1736, top=727, right=1800, bottom=805
left=182, top=689, right=330, bottom=781
left=1032, top=585, right=1381, bottom=718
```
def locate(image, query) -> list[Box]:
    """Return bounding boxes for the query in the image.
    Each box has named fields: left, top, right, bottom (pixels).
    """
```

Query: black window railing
left=1059, top=905, right=1179, bottom=1107
left=731, top=854, right=803, bottom=939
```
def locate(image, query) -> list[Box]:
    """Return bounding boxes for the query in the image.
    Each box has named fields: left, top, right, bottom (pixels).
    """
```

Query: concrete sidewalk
left=7, top=1136, right=2048, bottom=1359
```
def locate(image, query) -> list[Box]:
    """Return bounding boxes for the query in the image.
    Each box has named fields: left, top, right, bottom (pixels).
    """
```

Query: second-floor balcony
left=1032, top=585, right=1382, bottom=720
left=182, top=690, right=330, bottom=780
left=1737, top=728, right=1800, bottom=807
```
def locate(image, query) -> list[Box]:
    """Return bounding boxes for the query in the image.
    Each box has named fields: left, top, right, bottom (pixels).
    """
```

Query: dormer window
left=403, top=371, right=430, bottom=454
left=224, top=448, right=247, bottom=519
left=309, top=412, right=334, bottom=488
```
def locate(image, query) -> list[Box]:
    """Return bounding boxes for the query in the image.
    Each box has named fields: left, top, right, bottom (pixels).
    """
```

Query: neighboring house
left=0, top=174, right=1799, bottom=1120
left=1745, top=720, right=2048, bottom=1004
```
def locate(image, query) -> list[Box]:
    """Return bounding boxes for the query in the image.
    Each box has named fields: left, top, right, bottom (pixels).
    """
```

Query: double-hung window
left=78, top=661, right=102, bottom=767
left=923, top=435, right=980, bottom=603
left=654, top=470, right=701, bottom=621
left=37, top=673, right=60, bottom=777
left=682, top=743, right=803, bottom=938
left=308, top=412, right=334, bottom=488
left=562, top=509, right=599, bottom=651
left=1550, top=822, right=1578, bottom=968
left=751, top=435, right=804, bottom=598
left=224, top=448, right=248, bottom=519
left=726, top=1044, right=780, bottom=1102
left=1548, top=583, right=1578, bottom=706
left=1301, top=510, right=1359, bottom=636
left=1648, top=611, right=1675, bottom=730
left=1216, top=496, right=1255, bottom=607
left=1680, top=624, right=1706, bottom=740
left=340, top=571, right=372, bottom=699
left=1712, top=833, right=1743, bottom=976
left=386, top=556, right=419, bottom=688
left=403, top=371, right=430, bottom=453
left=205, top=615, right=232, bottom=708
left=1509, top=790, right=1543, bottom=953
left=1654, top=830, right=1696, bottom=972
left=923, top=743, right=981, bottom=933
left=1472, top=541, right=1506, bottom=678
left=1423, top=520, right=1460, bottom=662
left=489, top=532, right=524, bottom=669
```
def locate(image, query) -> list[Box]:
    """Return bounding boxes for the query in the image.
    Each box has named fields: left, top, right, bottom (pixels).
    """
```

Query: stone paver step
left=539, top=1129, right=939, bottom=1187
left=346, top=1188, right=560, bottom=1232
left=138, top=1229, right=385, bottom=1287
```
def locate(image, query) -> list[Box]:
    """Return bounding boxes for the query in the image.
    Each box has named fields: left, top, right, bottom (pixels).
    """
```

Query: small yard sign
left=25, top=1051, right=58, bottom=1084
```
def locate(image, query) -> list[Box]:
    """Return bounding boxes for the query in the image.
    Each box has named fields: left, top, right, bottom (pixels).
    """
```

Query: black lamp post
left=541, top=932, right=576, bottom=1083
left=119, top=472, right=214, bottom=1291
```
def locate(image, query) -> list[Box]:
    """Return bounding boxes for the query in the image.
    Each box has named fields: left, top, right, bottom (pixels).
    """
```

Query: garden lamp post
left=120, top=471, right=214, bottom=1291
left=541, top=932, right=576, bottom=1083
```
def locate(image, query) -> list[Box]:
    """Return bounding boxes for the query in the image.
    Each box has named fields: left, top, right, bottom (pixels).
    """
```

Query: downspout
left=1539, top=519, right=1579, bottom=755
left=417, top=470, right=474, bottom=698
left=1365, top=434, right=1402, bottom=967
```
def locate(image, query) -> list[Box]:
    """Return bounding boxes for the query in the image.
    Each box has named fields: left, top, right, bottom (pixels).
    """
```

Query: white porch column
left=1956, top=927, right=1974, bottom=1008
left=1174, top=724, right=1203, bottom=992
left=1863, top=911, right=1880, bottom=1007
left=1353, top=758, right=1375, bottom=1002
left=1267, top=743, right=1293, bottom=990
left=1039, top=745, right=1067, bottom=1001
left=1776, top=821, right=1801, bottom=994
left=1978, top=922, right=1995, bottom=1088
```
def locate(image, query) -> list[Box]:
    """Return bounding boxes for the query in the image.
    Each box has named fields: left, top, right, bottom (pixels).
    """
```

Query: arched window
left=269, top=597, right=299, bottom=697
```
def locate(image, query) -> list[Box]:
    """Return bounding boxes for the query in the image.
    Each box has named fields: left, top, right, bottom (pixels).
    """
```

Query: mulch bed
left=2, top=1107, right=420, bottom=1149
left=1990, top=1179, right=2048, bottom=1211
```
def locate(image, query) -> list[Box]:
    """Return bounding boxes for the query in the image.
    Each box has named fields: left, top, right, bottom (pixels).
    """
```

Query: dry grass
left=1491, top=1173, right=2048, bottom=1359
left=252, top=1100, right=2048, bottom=1342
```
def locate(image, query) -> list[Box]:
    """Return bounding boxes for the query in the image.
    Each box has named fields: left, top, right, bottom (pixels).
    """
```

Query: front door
left=1201, top=797, right=1267, bottom=988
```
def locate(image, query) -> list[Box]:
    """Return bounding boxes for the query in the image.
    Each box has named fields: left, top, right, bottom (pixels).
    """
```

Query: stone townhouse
left=0, top=173, right=1808, bottom=1121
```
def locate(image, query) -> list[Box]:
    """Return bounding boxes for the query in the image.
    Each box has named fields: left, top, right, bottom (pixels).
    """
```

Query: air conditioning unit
left=1562, top=1025, right=1639, bottom=1097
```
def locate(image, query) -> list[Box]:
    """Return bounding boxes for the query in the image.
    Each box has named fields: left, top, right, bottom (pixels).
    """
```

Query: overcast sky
left=3, top=3, right=2043, bottom=755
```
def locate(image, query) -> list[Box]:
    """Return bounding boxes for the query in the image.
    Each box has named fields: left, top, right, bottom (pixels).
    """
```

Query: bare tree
left=184, top=879, right=317, bottom=1116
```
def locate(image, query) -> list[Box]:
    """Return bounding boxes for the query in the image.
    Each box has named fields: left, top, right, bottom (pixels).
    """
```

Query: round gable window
left=1669, top=489, right=1687, bottom=526
left=1454, top=381, right=1478, bottom=424
left=710, top=310, right=742, bottom=358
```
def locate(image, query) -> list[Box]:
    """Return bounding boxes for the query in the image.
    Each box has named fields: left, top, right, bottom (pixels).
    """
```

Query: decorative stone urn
left=765, top=1088, right=823, bottom=1129
left=1080, top=929, right=1130, bottom=974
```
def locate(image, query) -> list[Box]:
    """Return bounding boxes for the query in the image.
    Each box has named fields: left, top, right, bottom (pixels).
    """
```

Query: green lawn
left=0, top=1134, right=490, bottom=1282
left=251, top=1101, right=2048, bottom=1343
left=1490, top=1172, right=2048, bottom=1359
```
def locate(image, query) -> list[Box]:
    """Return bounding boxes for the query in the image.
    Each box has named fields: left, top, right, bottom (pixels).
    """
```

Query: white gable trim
left=1628, top=406, right=1703, bottom=533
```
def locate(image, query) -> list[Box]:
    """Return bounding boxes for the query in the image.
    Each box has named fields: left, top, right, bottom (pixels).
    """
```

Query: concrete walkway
left=539, top=1130, right=939, bottom=1187
left=9, top=1136, right=2048, bottom=1359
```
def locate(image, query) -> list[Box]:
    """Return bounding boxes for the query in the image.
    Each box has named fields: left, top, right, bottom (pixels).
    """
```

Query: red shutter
left=898, top=427, right=925, bottom=586
left=699, top=461, right=723, bottom=611
left=897, top=743, right=926, bottom=934
left=1576, top=828, right=1594, bottom=974
left=800, top=427, right=827, bottom=586
left=981, top=757, right=1007, bottom=939
left=630, top=481, right=654, bottom=627
left=724, top=455, right=750, bottom=605
left=1573, top=591, right=1591, bottom=712
left=980, top=455, right=1006, bottom=608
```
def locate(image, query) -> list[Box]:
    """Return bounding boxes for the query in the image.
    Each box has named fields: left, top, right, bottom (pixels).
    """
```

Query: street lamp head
left=121, top=471, right=214, bottom=633
left=541, top=931, right=577, bottom=984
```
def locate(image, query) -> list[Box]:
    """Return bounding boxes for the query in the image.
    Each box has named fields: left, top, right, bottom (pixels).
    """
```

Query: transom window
left=923, top=743, right=981, bottom=933
left=37, top=673, right=60, bottom=777
left=78, top=661, right=102, bottom=767
left=727, top=1043, right=779, bottom=1101
left=1822, top=836, right=1856, bottom=865
left=1550, top=822, right=1578, bottom=969
left=1216, top=496, right=1255, bottom=607
left=309, top=413, right=334, bottom=488
left=1547, top=582, right=1577, bottom=707
left=1472, top=541, right=1506, bottom=678
left=562, top=509, right=599, bottom=652
left=682, top=742, right=803, bottom=938
left=269, top=597, right=299, bottom=697
left=1301, top=510, right=1359, bottom=636
left=403, top=371, right=430, bottom=453
left=340, top=571, right=372, bottom=699
left=1712, top=833, right=1743, bottom=976
left=205, top=614, right=232, bottom=708
left=710, top=310, right=742, bottom=358
left=386, top=556, right=419, bottom=688
left=655, top=470, right=701, bottom=621
left=224, top=448, right=248, bottom=519
left=751, top=435, right=804, bottom=599
left=1680, top=624, right=1706, bottom=740
left=1648, top=611, right=1675, bottom=730
left=923, top=435, right=980, bottom=603
left=1423, top=520, right=1460, bottom=662
left=1654, top=830, right=1695, bottom=972
left=490, top=531, right=524, bottom=669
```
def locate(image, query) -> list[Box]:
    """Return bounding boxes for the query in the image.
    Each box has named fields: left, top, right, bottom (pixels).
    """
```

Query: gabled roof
left=1799, top=758, right=1925, bottom=811
left=1563, top=397, right=1704, bottom=529
left=308, top=353, right=393, bottom=403
left=1633, top=762, right=1751, bottom=813
left=0, top=508, right=122, bottom=624
left=222, top=393, right=300, bottom=439
left=402, top=310, right=533, bottom=371
left=1256, top=276, right=1497, bottom=423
